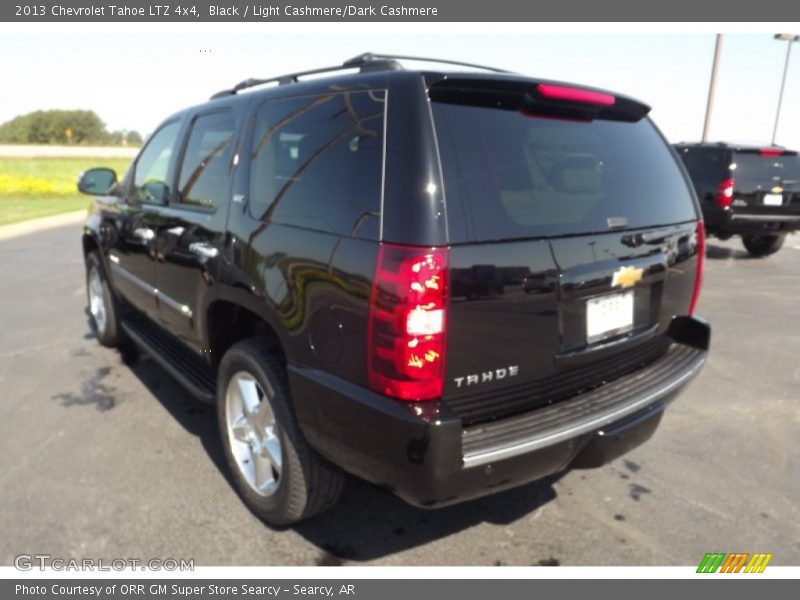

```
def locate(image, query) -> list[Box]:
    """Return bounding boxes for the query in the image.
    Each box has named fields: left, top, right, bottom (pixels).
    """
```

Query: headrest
left=549, top=155, right=602, bottom=193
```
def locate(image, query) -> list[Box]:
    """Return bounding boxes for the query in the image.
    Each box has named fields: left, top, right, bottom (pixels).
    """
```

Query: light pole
left=772, top=33, right=800, bottom=146
left=702, top=34, right=723, bottom=142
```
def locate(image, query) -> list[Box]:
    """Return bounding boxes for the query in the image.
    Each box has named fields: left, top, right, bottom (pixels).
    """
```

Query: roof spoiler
left=428, top=77, right=651, bottom=123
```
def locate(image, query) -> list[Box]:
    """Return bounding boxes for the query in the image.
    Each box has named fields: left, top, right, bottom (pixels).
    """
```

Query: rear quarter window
left=248, top=90, right=386, bottom=240
left=675, top=147, right=727, bottom=190
left=432, top=103, right=697, bottom=243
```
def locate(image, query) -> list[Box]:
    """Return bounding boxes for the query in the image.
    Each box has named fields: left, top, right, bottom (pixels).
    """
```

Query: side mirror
left=142, top=180, right=169, bottom=203
left=78, top=168, right=118, bottom=195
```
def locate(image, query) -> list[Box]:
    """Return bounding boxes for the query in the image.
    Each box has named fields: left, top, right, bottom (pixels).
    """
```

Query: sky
left=1, top=29, right=798, bottom=146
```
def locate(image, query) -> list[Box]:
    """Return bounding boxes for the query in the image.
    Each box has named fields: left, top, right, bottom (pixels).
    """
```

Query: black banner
left=4, top=579, right=798, bottom=600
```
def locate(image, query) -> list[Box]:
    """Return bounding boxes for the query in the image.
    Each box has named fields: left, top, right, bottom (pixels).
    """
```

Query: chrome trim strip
left=378, top=88, right=388, bottom=241
left=109, top=262, right=154, bottom=294
left=461, top=351, right=707, bottom=469
left=156, top=290, right=193, bottom=320
left=730, top=214, right=800, bottom=221
left=109, top=262, right=193, bottom=320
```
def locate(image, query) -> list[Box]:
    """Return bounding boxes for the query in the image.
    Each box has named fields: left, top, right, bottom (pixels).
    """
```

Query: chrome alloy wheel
left=88, top=267, right=107, bottom=335
left=225, top=371, right=283, bottom=497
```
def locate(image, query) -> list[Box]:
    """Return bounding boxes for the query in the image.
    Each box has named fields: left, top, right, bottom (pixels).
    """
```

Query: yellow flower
left=0, top=174, right=75, bottom=196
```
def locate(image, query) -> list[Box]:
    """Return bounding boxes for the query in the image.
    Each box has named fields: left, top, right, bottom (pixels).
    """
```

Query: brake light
left=689, top=221, right=705, bottom=316
left=759, top=148, right=783, bottom=157
left=368, top=244, right=449, bottom=401
left=715, top=178, right=735, bottom=208
left=536, top=84, right=616, bottom=107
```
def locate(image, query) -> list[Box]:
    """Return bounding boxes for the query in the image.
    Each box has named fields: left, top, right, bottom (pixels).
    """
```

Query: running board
left=121, top=315, right=217, bottom=404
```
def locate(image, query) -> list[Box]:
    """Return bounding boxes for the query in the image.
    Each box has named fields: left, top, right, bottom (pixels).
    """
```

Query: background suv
left=78, top=53, right=710, bottom=525
left=675, top=142, right=800, bottom=256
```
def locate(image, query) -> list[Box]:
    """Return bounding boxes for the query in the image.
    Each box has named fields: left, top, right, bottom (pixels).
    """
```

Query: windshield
left=432, top=102, right=697, bottom=243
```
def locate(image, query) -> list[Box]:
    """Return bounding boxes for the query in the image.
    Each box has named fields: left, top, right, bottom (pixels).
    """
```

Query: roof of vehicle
left=160, top=52, right=652, bottom=125
left=674, top=141, right=798, bottom=155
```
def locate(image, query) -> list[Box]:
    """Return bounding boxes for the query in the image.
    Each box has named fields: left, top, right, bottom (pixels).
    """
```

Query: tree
left=125, top=130, right=143, bottom=146
left=0, top=109, right=113, bottom=145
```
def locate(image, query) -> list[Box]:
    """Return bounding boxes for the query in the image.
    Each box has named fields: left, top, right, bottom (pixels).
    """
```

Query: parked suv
left=78, top=53, right=710, bottom=525
left=674, top=142, right=800, bottom=256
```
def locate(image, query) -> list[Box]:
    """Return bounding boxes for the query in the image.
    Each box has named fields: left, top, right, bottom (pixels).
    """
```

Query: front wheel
left=742, top=233, right=786, bottom=257
left=86, top=251, right=124, bottom=347
left=217, top=339, right=344, bottom=526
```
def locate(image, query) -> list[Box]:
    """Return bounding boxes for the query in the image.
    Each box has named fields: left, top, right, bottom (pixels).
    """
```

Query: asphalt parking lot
left=0, top=223, right=798, bottom=567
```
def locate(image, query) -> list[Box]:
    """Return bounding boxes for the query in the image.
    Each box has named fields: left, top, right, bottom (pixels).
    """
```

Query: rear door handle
left=188, top=242, right=219, bottom=259
left=621, top=231, right=669, bottom=247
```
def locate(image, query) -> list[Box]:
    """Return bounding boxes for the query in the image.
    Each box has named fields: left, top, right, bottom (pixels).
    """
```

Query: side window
left=678, top=148, right=725, bottom=187
left=248, top=90, right=385, bottom=239
left=177, top=111, right=236, bottom=210
left=132, top=121, right=181, bottom=204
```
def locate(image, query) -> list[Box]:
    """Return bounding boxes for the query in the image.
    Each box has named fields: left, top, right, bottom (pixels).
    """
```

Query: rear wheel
left=86, top=251, right=124, bottom=347
left=742, top=233, right=785, bottom=257
left=217, top=339, right=344, bottom=526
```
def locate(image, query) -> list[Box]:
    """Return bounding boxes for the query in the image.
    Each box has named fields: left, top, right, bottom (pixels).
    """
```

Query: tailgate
left=731, top=150, right=800, bottom=218
left=429, top=76, right=701, bottom=424
left=444, top=225, right=700, bottom=424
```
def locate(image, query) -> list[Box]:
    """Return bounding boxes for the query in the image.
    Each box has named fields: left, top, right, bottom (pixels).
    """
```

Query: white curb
left=0, top=210, right=86, bottom=241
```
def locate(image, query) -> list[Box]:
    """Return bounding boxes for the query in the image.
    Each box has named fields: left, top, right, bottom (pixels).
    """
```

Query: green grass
left=0, top=157, right=132, bottom=226
left=0, top=196, right=94, bottom=226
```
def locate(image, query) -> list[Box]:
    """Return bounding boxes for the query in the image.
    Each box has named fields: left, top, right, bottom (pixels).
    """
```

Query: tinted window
left=676, top=147, right=727, bottom=183
left=177, top=111, right=235, bottom=209
left=132, top=121, right=181, bottom=203
left=432, top=103, right=697, bottom=243
left=733, top=152, right=800, bottom=188
left=248, top=90, right=385, bottom=239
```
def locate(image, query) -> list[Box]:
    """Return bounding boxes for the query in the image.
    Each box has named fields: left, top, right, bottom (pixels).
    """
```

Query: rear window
left=733, top=152, right=800, bottom=188
left=432, top=103, right=697, bottom=243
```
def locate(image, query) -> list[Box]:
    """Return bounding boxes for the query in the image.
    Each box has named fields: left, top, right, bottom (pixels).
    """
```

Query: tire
left=742, top=233, right=786, bottom=257
left=216, top=339, right=344, bottom=526
left=86, top=251, right=124, bottom=347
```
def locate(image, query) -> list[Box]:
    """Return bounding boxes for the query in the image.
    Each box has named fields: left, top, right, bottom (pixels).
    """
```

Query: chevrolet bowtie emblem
left=612, top=265, right=644, bottom=289
left=771, top=186, right=784, bottom=194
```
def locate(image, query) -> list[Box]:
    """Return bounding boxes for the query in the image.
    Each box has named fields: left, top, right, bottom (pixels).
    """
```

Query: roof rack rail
left=210, top=52, right=510, bottom=99
left=342, top=52, right=511, bottom=74
left=209, top=62, right=379, bottom=99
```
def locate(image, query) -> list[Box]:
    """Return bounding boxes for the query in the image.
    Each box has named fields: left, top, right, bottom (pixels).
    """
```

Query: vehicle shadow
left=80, top=308, right=231, bottom=480
left=294, top=475, right=560, bottom=563
left=101, top=318, right=562, bottom=563
left=123, top=352, right=232, bottom=481
left=705, top=242, right=752, bottom=260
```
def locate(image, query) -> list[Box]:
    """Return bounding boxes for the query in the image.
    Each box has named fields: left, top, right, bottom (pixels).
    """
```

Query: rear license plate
left=763, top=193, right=783, bottom=206
left=586, top=291, right=634, bottom=342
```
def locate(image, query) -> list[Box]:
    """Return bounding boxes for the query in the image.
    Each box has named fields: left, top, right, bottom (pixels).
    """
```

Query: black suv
left=674, top=142, right=800, bottom=256
left=78, top=53, right=710, bottom=525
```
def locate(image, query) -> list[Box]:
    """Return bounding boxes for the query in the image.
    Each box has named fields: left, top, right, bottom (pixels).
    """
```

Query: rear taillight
left=689, top=221, right=705, bottom=316
left=368, top=244, right=449, bottom=401
left=715, top=178, right=735, bottom=208
left=536, top=83, right=616, bottom=107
